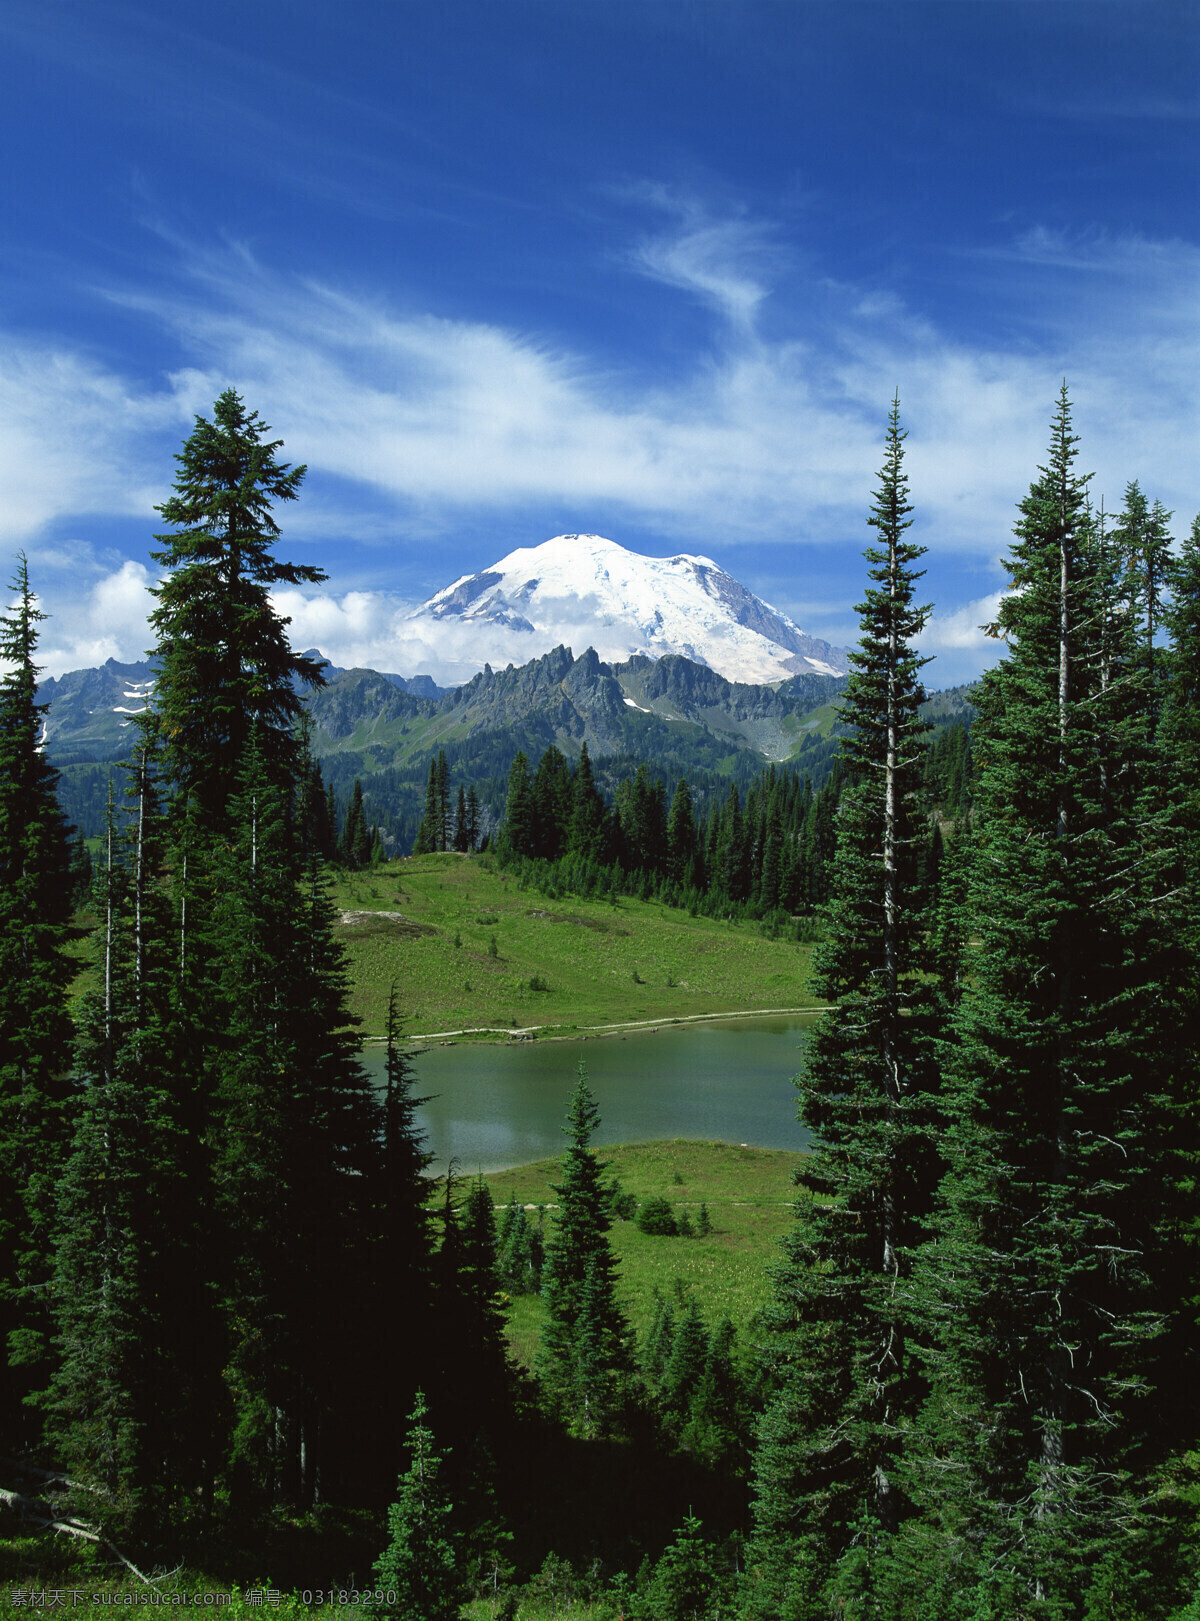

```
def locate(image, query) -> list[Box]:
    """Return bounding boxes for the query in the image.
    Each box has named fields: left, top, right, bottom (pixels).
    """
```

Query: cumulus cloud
left=272, top=586, right=668, bottom=688
left=36, top=560, right=159, bottom=677
left=920, top=592, right=1007, bottom=652
left=916, top=591, right=1010, bottom=687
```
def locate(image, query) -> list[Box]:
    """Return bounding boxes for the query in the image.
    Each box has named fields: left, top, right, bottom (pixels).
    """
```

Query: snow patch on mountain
left=411, top=534, right=848, bottom=684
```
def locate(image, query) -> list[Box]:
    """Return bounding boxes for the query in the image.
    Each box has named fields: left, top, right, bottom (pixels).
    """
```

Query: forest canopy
left=1, top=386, right=1197, bottom=1619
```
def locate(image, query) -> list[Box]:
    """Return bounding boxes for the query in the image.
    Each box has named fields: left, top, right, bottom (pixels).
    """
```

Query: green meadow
left=329, top=852, right=820, bottom=1039
left=482, top=1140, right=806, bottom=1367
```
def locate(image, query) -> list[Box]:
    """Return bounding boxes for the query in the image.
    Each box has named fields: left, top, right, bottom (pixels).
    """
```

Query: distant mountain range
left=37, top=538, right=975, bottom=843
left=40, top=642, right=981, bottom=849
left=39, top=646, right=846, bottom=772
left=304, top=646, right=848, bottom=775
left=35, top=655, right=448, bottom=767
left=411, top=533, right=850, bottom=684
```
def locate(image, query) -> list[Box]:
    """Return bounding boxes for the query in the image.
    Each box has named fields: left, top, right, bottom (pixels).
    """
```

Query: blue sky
left=2, top=0, right=1196, bottom=685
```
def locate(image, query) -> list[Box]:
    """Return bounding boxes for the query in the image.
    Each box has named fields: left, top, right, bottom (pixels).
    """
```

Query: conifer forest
left=2, top=383, right=1199, bottom=1620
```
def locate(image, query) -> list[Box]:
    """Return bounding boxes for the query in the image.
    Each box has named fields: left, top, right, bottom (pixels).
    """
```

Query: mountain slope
left=36, top=658, right=156, bottom=764
left=304, top=646, right=847, bottom=770
left=413, top=533, right=849, bottom=683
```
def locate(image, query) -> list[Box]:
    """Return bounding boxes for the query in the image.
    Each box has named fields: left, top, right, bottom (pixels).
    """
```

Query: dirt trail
left=363, top=1004, right=831, bottom=1045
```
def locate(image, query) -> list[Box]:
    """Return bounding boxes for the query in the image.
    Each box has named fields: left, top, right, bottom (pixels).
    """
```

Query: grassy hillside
left=331, top=852, right=821, bottom=1039
left=481, top=1139, right=804, bottom=1367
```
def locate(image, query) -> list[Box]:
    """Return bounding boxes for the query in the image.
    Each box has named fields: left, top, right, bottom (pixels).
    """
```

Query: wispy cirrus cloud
left=0, top=341, right=187, bottom=545
left=4, top=204, right=1197, bottom=681
left=624, top=186, right=786, bottom=333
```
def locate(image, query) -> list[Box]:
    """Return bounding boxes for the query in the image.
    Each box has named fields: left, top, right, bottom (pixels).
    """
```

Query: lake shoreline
left=361, top=1003, right=830, bottom=1049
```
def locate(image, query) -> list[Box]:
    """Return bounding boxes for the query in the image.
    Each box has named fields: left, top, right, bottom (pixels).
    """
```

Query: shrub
left=607, top=1179, right=637, bottom=1221
left=636, top=1196, right=678, bottom=1237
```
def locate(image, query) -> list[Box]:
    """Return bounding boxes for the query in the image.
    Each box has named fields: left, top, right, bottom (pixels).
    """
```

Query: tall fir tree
left=212, top=729, right=379, bottom=1510
left=50, top=752, right=220, bottom=1546
left=353, top=988, right=438, bottom=1491
left=536, top=1065, right=632, bottom=1437
left=500, top=752, right=535, bottom=860
left=567, top=741, right=606, bottom=862
left=748, top=399, right=938, bottom=1617
left=666, top=778, right=699, bottom=889
left=148, top=389, right=327, bottom=827
left=901, top=389, right=1184, bottom=1614
left=0, top=556, right=76, bottom=1446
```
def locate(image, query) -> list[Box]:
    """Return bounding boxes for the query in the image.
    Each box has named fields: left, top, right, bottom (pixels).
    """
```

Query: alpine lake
left=358, top=1014, right=816, bottom=1176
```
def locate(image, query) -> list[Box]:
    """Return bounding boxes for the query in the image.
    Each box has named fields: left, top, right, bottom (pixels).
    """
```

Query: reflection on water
left=359, top=1015, right=815, bottom=1174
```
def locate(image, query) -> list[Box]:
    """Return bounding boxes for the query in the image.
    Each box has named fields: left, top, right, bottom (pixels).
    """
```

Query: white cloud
left=2, top=208, right=1197, bottom=689
left=272, top=586, right=647, bottom=688
left=0, top=342, right=186, bottom=544
left=102, top=216, right=1194, bottom=564
left=626, top=189, right=783, bottom=332
left=37, top=560, right=158, bottom=677
left=916, top=591, right=1010, bottom=688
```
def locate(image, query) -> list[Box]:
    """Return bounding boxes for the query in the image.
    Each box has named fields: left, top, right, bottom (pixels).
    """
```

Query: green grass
left=329, top=853, right=820, bottom=1039
left=483, top=1140, right=804, bottom=1368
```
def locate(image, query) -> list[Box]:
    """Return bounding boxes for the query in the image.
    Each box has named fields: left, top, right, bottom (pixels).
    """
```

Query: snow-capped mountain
left=411, top=534, right=849, bottom=684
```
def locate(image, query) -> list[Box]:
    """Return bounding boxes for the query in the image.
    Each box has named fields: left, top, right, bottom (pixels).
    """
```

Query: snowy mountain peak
left=412, top=534, right=848, bottom=685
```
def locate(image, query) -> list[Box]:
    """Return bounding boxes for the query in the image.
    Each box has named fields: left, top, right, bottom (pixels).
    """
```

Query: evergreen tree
left=1159, top=513, right=1200, bottom=1412
left=536, top=1065, right=632, bottom=1436
left=432, top=1179, right=510, bottom=1440
left=633, top=1512, right=725, bottom=1621
left=567, top=741, right=606, bottom=861
left=903, top=389, right=1181, bottom=1610
left=325, top=779, right=339, bottom=857
left=714, top=785, right=749, bottom=903
left=370, top=1391, right=467, bottom=1621
left=436, top=749, right=451, bottom=849
left=49, top=754, right=219, bottom=1545
left=500, top=752, right=535, bottom=860
left=759, top=805, right=784, bottom=913
left=414, top=752, right=451, bottom=854
left=212, top=730, right=378, bottom=1509
left=343, top=778, right=371, bottom=865
left=0, top=555, right=76, bottom=1444
left=660, top=1296, right=708, bottom=1430
left=453, top=785, right=469, bottom=852
left=148, top=389, right=326, bottom=827
left=363, top=988, right=437, bottom=1477
left=749, top=398, right=937, bottom=1612
left=683, top=1316, right=745, bottom=1467
left=1114, top=481, right=1174, bottom=741
left=465, top=784, right=481, bottom=853
left=531, top=745, right=572, bottom=859
left=666, top=778, right=699, bottom=888
left=642, top=1291, right=675, bottom=1393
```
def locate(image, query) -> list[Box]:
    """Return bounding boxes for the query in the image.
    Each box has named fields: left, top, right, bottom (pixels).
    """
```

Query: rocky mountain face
left=36, top=659, right=156, bottom=764
left=36, top=655, right=447, bottom=765
left=302, top=646, right=847, bottom=769
left=40, top=643, right=978, bottom=844
left=411, top=533, right=850, bottom=684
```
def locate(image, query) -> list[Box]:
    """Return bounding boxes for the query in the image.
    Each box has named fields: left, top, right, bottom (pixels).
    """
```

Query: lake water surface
left=359, top=1015, right=815, bottom=1174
